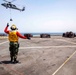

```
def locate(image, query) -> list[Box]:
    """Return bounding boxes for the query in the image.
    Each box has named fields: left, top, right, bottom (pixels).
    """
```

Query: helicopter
left=1, top=0, right=25, bottom=11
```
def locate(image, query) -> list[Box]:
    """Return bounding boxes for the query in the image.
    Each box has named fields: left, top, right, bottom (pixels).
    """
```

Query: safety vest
left=8, top=31, right=18, bottom=42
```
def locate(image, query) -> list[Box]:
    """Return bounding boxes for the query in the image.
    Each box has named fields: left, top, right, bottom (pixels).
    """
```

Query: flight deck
left=0, top=36, right=76, bottom=75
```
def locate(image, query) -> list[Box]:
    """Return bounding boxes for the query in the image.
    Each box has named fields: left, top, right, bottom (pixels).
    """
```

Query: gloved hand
left=27, top=37, right=31, bottom=40
left=7, top=23, right=9, bottom=27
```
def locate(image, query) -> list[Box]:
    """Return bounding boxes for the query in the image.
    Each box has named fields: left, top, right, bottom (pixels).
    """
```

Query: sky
left=0, top=0, right=76, bottom=33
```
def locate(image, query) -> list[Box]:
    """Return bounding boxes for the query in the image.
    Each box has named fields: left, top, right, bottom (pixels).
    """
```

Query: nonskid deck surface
left=0, top=36, right=76, bottom=75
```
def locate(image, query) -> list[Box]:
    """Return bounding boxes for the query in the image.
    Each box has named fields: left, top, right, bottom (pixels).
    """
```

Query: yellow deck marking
left=52, top=50, right=76, bottom=75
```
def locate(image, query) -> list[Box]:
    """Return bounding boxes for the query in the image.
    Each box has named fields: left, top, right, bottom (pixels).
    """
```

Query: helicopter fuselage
left=1, top=3, right=25, bottom=11
left=1, top=3, right=16, bottom=8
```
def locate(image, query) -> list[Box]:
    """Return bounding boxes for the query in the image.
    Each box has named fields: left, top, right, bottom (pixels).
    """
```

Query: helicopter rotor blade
left=11, top=0, right=16, bottom=3
left=3, top=0, right=9, bottom=2
left=3, top=0, right=16, bottom=3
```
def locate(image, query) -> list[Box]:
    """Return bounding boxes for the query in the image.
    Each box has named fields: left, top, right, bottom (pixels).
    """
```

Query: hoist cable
left=9, top=8, right=13, bottom=21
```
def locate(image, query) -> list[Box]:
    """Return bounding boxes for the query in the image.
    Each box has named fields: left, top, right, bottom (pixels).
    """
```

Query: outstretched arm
left=16, top=31, right=27, bottom=39
left=4, top=23, right=9, bottom=34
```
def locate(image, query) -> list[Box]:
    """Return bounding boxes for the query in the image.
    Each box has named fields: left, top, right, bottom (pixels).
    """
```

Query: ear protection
left=10, top=25, right=18, bottom=30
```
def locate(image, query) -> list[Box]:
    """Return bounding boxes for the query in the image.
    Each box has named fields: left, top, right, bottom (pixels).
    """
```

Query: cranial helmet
left=10, top=24, right=18, bottom=30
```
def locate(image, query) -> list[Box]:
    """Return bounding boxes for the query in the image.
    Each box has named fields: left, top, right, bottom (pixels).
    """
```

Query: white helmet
left=10, top=24, right=18, bottom=30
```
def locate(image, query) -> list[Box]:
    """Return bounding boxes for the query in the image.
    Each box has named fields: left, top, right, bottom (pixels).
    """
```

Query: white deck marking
left=56, top=39, right=76, bottom=44
left=20, top=45, right=76, bottom=49
left=52, top=50, right=76, bottom=75
left=0, top=41, right=8, bottom=45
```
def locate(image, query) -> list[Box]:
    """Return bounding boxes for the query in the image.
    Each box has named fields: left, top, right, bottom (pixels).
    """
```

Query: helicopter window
left=7, top=4, right=12, bottom=7
left=12, top=5, right=16, bottom=7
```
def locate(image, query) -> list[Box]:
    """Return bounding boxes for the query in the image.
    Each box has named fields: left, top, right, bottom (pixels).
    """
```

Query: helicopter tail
left=22, top=7, right=25, bottom=11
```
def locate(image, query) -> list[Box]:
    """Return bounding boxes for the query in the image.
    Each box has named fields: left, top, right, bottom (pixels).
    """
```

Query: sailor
left=4, top=23, right=30, bottom=63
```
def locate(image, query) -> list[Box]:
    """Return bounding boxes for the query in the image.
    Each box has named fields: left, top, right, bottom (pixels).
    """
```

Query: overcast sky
left=0, top=0, right=76, bottom=33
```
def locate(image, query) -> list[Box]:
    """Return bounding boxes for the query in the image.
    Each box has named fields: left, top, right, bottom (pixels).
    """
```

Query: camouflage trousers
left=9, top=42, right=19, bottom=62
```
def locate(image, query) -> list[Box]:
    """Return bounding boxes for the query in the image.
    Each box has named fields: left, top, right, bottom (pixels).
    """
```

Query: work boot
left=14, top=58, right=19, bottom=63
left=11, top=56, right=13, bottom=62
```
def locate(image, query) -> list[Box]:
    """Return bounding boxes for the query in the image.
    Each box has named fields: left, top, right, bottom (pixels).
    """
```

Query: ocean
left=23, top=32, right=63, bottom=36
left=0, top=32, right=63, bottom=36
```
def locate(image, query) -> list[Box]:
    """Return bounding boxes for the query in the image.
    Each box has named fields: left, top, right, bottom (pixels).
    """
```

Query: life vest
left=8, top=31, right=18, bottom=42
